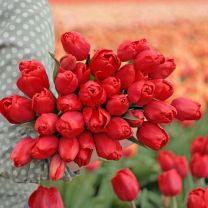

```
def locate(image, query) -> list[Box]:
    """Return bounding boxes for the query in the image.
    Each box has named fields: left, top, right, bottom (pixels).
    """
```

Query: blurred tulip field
left=45, top=0, right=208, bottom=207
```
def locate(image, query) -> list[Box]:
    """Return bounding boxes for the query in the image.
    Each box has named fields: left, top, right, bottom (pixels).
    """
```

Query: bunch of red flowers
left=0, top=32, right=202, bottom=183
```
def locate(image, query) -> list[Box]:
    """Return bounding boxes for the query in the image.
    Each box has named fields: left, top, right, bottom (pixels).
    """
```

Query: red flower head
left=111, top=168, right=140, bottom=201
left=174, top=156, right=189, bottom=179
left=137, top=122, right=169, bottom=150
left=158, top=150, right=175, bottom=171
left=17, top=59, right=49, bottom=98
left=56, top=111, right=84, bottom=137
left=94, top=133, right=122, bottom=160
left=0, top=95, right=35, bottom=124
left=79, top=81, right=106, bottom=107
left=86, top=161, right=102, bottom=172
left=90, top=49, right=121, bottom=81
left=60, top=54, right=76, bottom=71
left=74, top=63, right=90, bottom=85
left=191, top=136, right=205, bottom=156
left=126, top=109, right=144, bottom=127
left=61, top=31, right=90, bottom=61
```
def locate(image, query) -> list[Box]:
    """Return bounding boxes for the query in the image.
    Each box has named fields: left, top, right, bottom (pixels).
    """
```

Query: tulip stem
left=172, top=197, right=178, bottom=208
left=130, top=201, right=136, bottom=208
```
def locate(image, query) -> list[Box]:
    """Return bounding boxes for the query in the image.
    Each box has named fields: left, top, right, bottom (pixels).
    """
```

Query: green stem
left=130, top=201, right=136, bottom=208
left=172, top=197, right=178, bottom=208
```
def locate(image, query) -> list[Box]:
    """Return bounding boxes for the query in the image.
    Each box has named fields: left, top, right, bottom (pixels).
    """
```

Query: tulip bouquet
left=0, top=31, right=202, bottom=207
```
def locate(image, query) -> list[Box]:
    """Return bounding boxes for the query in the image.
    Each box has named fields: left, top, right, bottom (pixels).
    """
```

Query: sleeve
left=0, top=0, right=72, bottom=184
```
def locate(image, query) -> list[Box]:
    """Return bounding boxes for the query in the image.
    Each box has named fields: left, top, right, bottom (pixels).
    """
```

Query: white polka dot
left=36, top=39, right=41, bottom=45
left=12, top=48, right=18, bottom=53
left=16, top=30, right=22, bottom=36
left=17, top=53, right=23, bottom=59
left=1, top=73, right=6, bottom=79
left=15, top=18, right=22, bottom=23
left=30, top=43, right=36, bottom=49
left=1, top=85, right=6, bottom=91
left=9, top=36, right=15, bottom=41
left=3, top=32, right=9, bottom=38
left=35, top=27, right=41, bottom=33
left=6, top=78, right=12, bottom=84
left=23, top=36, right=29, bottom=42
left=24, top=48, right=31, bottom=54
left=6, top=90, right=12, bottom=96
left=8, top=4, right=14, bottom=10
left=11, top=15, right=16, bottom=21
left=29, top=20, right=35, bottom=25
left=23, top=24, right=29, bottom=30
left=20, top=2, right=26, bottom=8
left=26, top=0, right=32, bottom=3
left=22, top=12, right=28, bottom=18
left=6, top=53, right=11, bottom=59
left=29, top=31, right=35, bottom=37
left=12, top=71, right=18, bottom=77
left=6, top=66, right=12, bottom=71
left=15, top=9, right=21, bottom=14
left=9, top=25, right=15, bottom=30
left=4, top=12, right=9, bottom=18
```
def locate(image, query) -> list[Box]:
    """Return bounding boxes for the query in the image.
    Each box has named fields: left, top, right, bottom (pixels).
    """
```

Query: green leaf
left=128, top=137, right=147, bottom=149
left=122, top=113, right=138, bottom=121
left=85, top=54, right=90, bottom=67
left=20, top=121, right=35, bottom=129
left=90, top=74, right=95, bottom=80
left=49, top=52, right=60, bottom=81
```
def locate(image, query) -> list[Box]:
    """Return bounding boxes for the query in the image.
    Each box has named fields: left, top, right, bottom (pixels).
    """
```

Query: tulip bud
left=125, top=109, right=144, bottom=127
left=28, top=186, right=64, bottom=208
left=31, top=136, right=59, bottom=160
left=149, top=57, right=176, bottom=79
left=56, top=111, right=85, bottom=137
left=106, top=95, right=129, bottom=116
left=60, top=54, right=76, bottom=71
left=49, top=154, right=66, bottom=181
left=152, top=79, right=174, bottom=101
left=158, top=150, right=175, bottom=171
left=111, top=168, right=140, bottom=201
left=134, top=49, right=165, bottom=74
left=190, top=154, right=208, bottom=178
left=61, top=31, right=90, bottom=61
left=55, top=69, right=78, bottom=95
left=144, top=101, right=177, bottom=124
left=174, top=156, right=188, bottom=179
left=106, top=117, right=132, bottom=140
left=86, top=161, right=101, bottom=172
left=127, top=80, right=155, bottom=106
left=117, top=39, right=149, bottom=62
left=187, top=188, right=208, bottom=208
left=123, top=144, right=138, bottom=158
left=191, top=136, right=205, bottom=155
left=11, top=137, right=35, bottom=167
left=32, top=88, right=55, bottom=114
left=102, top=76, right=121, bottom=99
left=74, top=63, right=90, bottom=85
left=79, top=81, right=106, bottom=107
left=0, top=95, right=35, bottom=124
left=90, top=49, right=121, bottom=81
left=17, top=59, right=49, bottom=98
left=171, top=97, right=201, bottom=121
left=59, top=137, right=79, bottom=162
left=35, top=113, right=58, bottom=136
left=74, top=131, right=94, bottom=167
left=94, top=133, right=122, bottom=160
left=57, top=94, right=82, bottom=113
left=115, top=64, right=135, bottom=89
left=83, top=107, right=111, bottom=133
left=158, top=169, right=182, bottom=197
left=137, top=122, right=169, bottom=150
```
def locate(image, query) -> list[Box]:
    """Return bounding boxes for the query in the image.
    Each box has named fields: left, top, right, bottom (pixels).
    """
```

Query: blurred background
left=46, top=0, right=208, bottom=207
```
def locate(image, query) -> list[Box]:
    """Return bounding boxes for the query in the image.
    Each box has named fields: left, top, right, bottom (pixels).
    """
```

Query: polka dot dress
left=0, top=0, right=55, bottom=207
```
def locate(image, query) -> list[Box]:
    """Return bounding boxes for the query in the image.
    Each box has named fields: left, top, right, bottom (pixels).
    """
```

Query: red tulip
left=61, top=31, right=90, bottom=61
left=152, top=79, right=174, bottom=101
left=137, top=122, right=169, bottom=150
left=171, top=97, right=201, bottom=121
left=56, top=111, right=84, bottom=137
left=55, top=69, right=78, bottom=95
left=35, top=113, right=58, bottom=136
left=127, top=80, right=155, bottom=106
left=86, top=161, right=102, bottom=172
left=125, top=109, right=144, bottom=127
left=134, top=49, right=165, bottom=74
left=158, top=169, right=182, bottom=196
left=111, top=168, right=140, bottom=201
left=94, top=133, right=122, bottom=160
left=123, top=144, right=138, bottom=158
left=60, top=54, right=76, bottom=71
left=191, top=136, right=205, bottom=155
left=28, top=185, right=64, bottom=208
left=0, top=95, right=35, bottom=124
left=115, top=64, right=135, bottom=89
left=59, top=137, right=79, bottom=162
left=174, top=156, right=189, bottom=178
left=74, top=131, right=94, bottom=167
left=79, top=81, right=106, bottom=107
left=17, top=59, right=49, bottom=98
left=49, top=154, right=66, bottom=181
left=11, top=137, right=35, bottom=167
left=158, top=150, right=175, bottom=171
left=117, top=39, right=149, bottom=61
left=74, top=63, right=90, bottom=85
left=102, top=76, right=121, bottom=99
left=32, top=88, right=55, bottom=114
left=83, top=107, right=111, bottom=133
left=106, top=94, right=129, bottom=116
left=106, top=117, right=132, bottom=140
left=149, top=57, right=176, bottom=79
left=190, top=154, right=208, bottom=178
left=187, top=188, right=208, bottom=208
left=31, top=136, right=59, bottom=160
left=144, top=101, right=177, bottom=124
left=90, top=49, right=121, bottom=81
left=57, top=94, right=82, bottom=113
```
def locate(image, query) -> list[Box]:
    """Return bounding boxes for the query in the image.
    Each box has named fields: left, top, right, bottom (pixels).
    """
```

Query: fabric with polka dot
left=0, top=0, right=55, bottom=207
